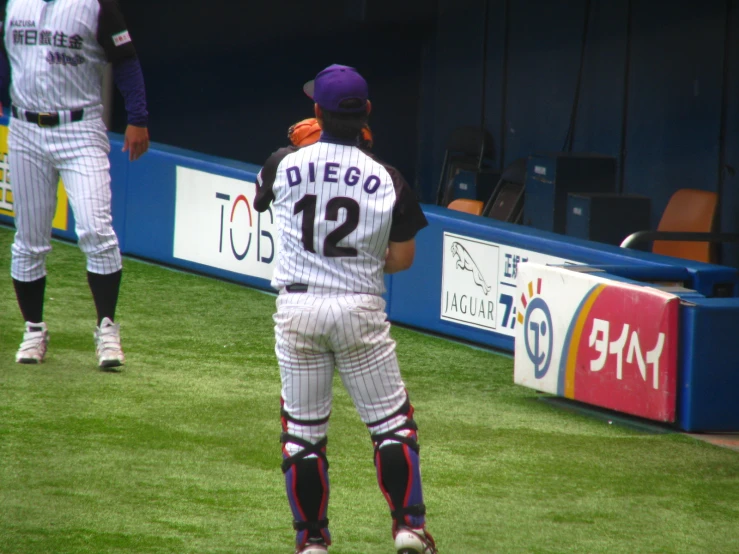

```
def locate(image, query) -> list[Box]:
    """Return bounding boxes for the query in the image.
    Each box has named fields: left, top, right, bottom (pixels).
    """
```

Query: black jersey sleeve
left=0, top=9, right=8, bottom=91
left=254, top=146, right=298, bottom=212
left=97, top=0, right=137, bottom=62
left=0, top=8, right=5, bottom=51
left=387, top=166, right=429, bottom=242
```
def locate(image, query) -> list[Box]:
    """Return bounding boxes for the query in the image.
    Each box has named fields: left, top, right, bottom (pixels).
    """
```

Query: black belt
left=285, top=283, right=309, bottom=293
left=11, top=106, right=84, bottom=127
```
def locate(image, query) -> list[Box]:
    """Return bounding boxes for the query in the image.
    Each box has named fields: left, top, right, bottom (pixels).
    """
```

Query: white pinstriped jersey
left=2, top=0, right=135, bottom=112
left=255, top=137, right=427, bottom=296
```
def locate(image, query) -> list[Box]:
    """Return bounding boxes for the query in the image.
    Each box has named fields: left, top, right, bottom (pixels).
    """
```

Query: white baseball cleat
left=16, top=322, right=49, bottom=364
left=295, top=538, right=328, bottom=553
left=394, top=526, right=438, bottom=554
left=94, top=317, right=125, bottom=369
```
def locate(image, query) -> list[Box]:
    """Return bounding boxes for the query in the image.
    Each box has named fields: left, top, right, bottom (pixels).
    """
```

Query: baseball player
left=0, top=0, right=150, bottom=368
left=254, top=64, right=437, bottom=554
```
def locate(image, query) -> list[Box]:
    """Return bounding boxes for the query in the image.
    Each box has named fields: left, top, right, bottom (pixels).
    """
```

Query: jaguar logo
left=450, top=241, right=491, bottom=295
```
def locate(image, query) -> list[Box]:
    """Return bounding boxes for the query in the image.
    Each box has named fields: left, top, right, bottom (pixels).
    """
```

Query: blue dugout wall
left=1, top=132, right=737, bottom=432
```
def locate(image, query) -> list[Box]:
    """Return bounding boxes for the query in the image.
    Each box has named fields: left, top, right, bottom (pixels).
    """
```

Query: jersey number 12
left=294, top=194, right=359, bottom=257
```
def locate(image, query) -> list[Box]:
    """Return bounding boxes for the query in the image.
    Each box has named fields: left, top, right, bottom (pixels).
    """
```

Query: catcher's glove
left=287, top=118, right=321, bottom=147
left=287, top=117, right=374, bottom=149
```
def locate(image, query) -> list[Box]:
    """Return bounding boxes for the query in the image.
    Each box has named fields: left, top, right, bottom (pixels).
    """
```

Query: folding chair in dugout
left=620, top=188, right=739, bottom=265
left=435, top=126, right=496, bottom=207
left=482, top=157, right=527, bottom=223
left=447, top=198, right=485, bottom=216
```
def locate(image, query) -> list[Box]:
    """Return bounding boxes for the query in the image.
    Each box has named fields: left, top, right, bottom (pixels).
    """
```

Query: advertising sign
left=0, top=123, right=69, bottom=231
left=173, top=166, right=276, bottom=281
left=440, top=231, right=576, bottom=336
left=514, top=263, right=679, bottom=422
left=441, top=233, right=500, bottom=331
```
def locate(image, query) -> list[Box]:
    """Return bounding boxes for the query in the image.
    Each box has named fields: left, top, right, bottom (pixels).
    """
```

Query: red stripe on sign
left=521, top=293, right=528, bottom=309
left=537, top=278, right=542, bottom=294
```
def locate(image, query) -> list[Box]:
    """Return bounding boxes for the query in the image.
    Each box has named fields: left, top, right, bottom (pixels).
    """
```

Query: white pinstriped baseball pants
left=9, top=112, right=122, bottom=282
left=275, top=292, right=408, bottom=436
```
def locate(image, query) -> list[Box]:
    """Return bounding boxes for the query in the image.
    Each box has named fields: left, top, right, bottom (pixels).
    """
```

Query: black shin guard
left=377, top=443, right=411, bottom=509
left=13, top=277, right=46, bottom=323
left=370, top=398, right=427, bottom=530
left=87, top=270, right=122, bottom=325
left=292, top=458, right=327, bottom=538
left=281, top=404, right=332, bottom=547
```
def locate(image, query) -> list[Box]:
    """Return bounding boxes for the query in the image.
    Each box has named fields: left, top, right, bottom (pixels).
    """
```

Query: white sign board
left=173, top=166, right=276, bottom=281
left=513, top=262, right=679, bottom=422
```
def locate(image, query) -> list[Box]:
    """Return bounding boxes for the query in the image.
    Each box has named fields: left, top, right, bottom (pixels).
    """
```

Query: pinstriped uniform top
left=255, top=136, right=428, bottom=296
left=2, top=0, right=136, bottom=112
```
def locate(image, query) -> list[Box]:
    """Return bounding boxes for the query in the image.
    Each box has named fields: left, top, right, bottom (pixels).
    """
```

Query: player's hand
left=123, top=124, right=150, bottom=161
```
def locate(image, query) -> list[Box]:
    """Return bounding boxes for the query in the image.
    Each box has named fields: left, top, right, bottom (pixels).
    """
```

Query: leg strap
left=370, top=397, right=420, bottom=457
left=368, top=396, right=413, bottom=427
left=294, top=519, right=330, bottom=531
left=280, top=401, right=331, bottom=473
left=281, top=405, right=331, bottom=427
left=391, top=503, right=426, bottom=521
left=371, top=422, right=419, bottom=457
left=281, top=434, right=329, bottom=473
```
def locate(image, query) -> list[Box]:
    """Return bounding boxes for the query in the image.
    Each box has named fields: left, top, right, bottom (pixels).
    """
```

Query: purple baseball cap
left=303, top=64, right=368, bottom=113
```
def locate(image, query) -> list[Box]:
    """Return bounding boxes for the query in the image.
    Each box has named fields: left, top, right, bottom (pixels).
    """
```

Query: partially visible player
left=0, top=0, right=150, bottom=368
left=255, top=64, right=437, bottom=554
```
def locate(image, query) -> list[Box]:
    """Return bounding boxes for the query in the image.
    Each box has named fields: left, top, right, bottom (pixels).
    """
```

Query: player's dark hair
left=321, top=99, right=368, bottom=142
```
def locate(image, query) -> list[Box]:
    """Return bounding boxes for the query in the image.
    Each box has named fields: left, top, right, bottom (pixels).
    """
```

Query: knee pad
left=280, top=402, right=332, bottom=548
left=368, top=397, right=426, bottom=530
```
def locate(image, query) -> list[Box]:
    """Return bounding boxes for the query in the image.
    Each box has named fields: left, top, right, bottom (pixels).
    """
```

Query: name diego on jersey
left=284, top=161, right=383, bottom=195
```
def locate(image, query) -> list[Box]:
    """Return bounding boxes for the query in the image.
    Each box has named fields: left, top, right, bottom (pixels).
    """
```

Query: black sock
left=87, top=270, right=122, bottom=325
left=13, top=277, right=46, bottom=323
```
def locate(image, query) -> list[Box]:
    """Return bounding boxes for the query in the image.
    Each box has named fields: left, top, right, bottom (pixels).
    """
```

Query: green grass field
left=1, top=225, right=738, bottom=554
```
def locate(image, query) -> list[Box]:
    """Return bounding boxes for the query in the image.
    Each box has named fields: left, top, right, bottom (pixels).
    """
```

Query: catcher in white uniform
left=0, top=0, right=150, bottom=368
left=254, top=64, right=436, bottom=554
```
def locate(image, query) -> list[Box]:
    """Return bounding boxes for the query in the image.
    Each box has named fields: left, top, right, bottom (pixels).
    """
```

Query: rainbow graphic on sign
left=557, top=284, right=607, bottom=398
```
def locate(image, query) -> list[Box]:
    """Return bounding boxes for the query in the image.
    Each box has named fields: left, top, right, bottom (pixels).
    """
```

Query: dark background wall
left=110, top=0, right=434, bottom=187
left=110, top=0, right=739, bottom=266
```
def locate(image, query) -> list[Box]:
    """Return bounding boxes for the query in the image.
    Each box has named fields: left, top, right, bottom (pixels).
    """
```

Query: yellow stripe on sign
left=0, top=124, right=11, bottom=216
left=564, top=284, right=607, bottom=399
left=52, top=180, right=69, bottom=231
